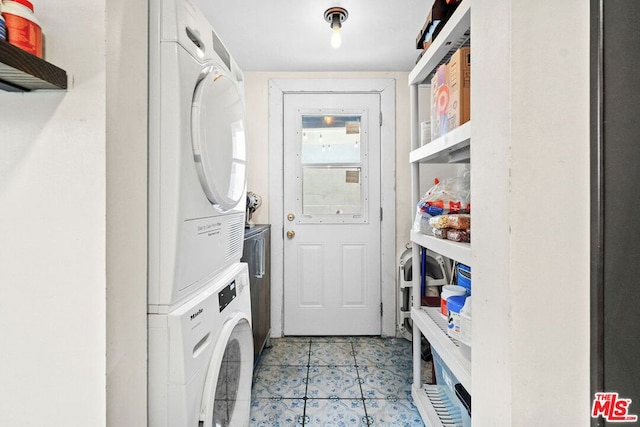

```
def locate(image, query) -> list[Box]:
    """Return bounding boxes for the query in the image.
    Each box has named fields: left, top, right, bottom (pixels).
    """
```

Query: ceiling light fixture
left=324, top=7, right=348, bottom=49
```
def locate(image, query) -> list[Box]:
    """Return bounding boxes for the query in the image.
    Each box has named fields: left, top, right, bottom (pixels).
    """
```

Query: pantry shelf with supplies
left=0, top=39, right=67, bottom=91
left=409, top=0, right=472, bottom=425
left=410, top=230, right=471, bottom=267
left=410, top=120, right=470, bottom=164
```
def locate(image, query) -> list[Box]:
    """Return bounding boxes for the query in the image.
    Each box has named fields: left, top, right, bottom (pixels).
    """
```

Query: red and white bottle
left=2, top=0, right=43, bottom=57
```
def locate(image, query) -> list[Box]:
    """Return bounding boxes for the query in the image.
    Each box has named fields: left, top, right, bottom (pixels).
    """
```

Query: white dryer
left=148, top=0, right=247, bottom=313
left=148, top=262, right=254, bottom=427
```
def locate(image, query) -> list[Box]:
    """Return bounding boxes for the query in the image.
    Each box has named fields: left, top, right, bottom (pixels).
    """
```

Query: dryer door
left=191, top=66, right=247, bottom=211
left=200, top=312, right=253, bottom=427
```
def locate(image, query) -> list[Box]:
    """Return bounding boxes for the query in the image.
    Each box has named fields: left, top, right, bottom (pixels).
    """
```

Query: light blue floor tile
left=354, top=339, right=412, bottom=366
left=306, top=365, right=362, bottom=399
left=250, top=397, right=305, bottom=426
left=358, top=365, right=413, bottom=400
left=364, top=398, right=425, bottom=426
left=309, top=342, right=355, bottom=366
left=311, top=336, right=353, bottom=343
left=251, top=336, right=429, bottom=426
left=252, top=365, right=308, bottom=399
left=304, top=398, right=369, bottom=426
left=279, top=336, right=313, bottom=343
left=260, top=339, right=310, bottom=366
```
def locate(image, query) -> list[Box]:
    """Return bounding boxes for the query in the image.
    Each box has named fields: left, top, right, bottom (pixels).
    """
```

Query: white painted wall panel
left=0, top=1, right=107, bottom=425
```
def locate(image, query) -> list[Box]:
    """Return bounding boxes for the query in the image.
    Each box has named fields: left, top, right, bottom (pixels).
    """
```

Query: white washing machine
left=149, top=263, right=254, bottom=427
left=148, top=0, right=247, bottom=313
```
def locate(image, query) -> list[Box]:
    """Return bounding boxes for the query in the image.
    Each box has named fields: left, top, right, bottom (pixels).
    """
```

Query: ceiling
left=192, top=0, right=430, bottom=72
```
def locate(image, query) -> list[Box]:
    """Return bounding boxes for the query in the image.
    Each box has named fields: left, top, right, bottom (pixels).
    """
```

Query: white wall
left=0, top=1, right=107, bottom=425
left=472, top=0, right=590, bottom=425
left=0, top=1, right=148, bottom=425
left=105, top=0, right=148, bottom=426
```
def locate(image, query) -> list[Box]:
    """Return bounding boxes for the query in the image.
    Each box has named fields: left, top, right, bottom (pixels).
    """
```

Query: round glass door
left=200, top=314, right=253, bottom=427
left=191, top=66, right=246, bottom=211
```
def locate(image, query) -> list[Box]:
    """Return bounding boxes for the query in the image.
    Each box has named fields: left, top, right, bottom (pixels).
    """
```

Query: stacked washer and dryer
left=147, top=0, right=253, bottom=426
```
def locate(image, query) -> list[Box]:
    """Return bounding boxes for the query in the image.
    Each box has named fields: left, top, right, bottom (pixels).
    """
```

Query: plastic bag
left=418, top=171, right=470, bottom=217
left=430, top=214, right=471, bottom=230
left=447, top=229, right=471, bottom=243
left=413, top=207, right=432, bottom=235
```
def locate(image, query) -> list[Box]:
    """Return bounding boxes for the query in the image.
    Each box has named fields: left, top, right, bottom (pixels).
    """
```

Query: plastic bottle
left=459, top=296, right=472, bottom=360
left=2, top=0, right=42, bottom=57
left=446, top=295, right=466, bottom=340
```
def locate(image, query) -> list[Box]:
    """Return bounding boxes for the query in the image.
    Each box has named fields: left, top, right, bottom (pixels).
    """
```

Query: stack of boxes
left=431, top=46, right=471, bottom=141
left=415, top=0, right=463, bottom=57
left=414, top=1, right=470, bottom=145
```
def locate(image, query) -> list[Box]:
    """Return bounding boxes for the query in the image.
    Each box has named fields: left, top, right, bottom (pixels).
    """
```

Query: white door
left=283, top=93, right=382, bottom=335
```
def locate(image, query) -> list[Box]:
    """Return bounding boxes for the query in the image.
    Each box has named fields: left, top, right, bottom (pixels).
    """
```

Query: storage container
left=456, top=263, right=471, bottom=291
left=447, top=294, right=466, bottom=340
left=420, top=120, right=432, bottom=145
left=2, top=0, right=42, bottom=57
left=440, top=284, right=466, bottom=317
left=432, top=348, right=472, bottom=427
left=459, top=296, right=472, bottom=360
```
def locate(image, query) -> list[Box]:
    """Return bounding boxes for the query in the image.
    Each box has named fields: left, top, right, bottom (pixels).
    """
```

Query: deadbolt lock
left=287, top=213, right=295, bottom=221
left=286, top=230, right=295, bottom=239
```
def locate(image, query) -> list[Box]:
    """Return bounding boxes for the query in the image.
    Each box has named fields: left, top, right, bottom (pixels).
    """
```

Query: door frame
left=268, top=78, right=396, bottom=337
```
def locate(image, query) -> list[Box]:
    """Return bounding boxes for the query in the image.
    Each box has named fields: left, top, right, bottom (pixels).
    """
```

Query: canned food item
left=3, top=0, right=43, bottom=57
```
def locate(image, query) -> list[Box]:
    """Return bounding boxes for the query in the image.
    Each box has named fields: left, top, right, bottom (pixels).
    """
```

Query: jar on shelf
left=2, top=0, right=43, bottom=57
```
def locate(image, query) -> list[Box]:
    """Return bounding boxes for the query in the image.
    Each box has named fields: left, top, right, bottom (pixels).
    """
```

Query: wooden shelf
left=411, top=121, right=471, bottom=164
left=0, top=40, right=67, bottom=91
left=412, top=306, right=472, bottom=393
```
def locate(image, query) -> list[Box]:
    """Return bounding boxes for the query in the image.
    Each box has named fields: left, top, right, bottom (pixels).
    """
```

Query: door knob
left=286, top=230, right=295, bottom=239
left=287, top=213, right=295, bottom=221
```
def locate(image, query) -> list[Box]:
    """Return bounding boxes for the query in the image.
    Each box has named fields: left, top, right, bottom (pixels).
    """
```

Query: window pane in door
left=302, top=167, right=362, bottom=216
left=301, top=115, right=361, bottom=164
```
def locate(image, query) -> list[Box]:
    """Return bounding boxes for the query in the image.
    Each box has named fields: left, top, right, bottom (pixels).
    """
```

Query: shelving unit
left=411, top=230, right=471, bottom=268
left=0, top=40, right=67, bottom=91
left=409, top=1, right=471, bottom=425
left=409, top=121, right=470, bottom=164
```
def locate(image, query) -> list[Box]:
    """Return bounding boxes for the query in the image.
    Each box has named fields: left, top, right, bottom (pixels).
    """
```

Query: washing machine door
left=200, top=312, right=253, bottom=427
left=191, top=65, right=247, bottom=211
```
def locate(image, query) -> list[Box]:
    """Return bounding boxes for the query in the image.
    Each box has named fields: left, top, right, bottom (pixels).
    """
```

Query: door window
left=298, top=114, right=368, bottom=223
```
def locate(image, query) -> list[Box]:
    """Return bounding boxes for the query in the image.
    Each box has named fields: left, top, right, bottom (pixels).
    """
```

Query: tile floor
left=249, top=336, right=432, bottom=426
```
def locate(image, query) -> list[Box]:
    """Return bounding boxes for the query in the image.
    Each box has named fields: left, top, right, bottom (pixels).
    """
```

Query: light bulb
left=331, top=27, right=342, bottom=49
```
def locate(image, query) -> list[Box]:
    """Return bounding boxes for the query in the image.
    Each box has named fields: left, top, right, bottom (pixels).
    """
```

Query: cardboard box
left=415, top=0, right=449, bottom=49
left=446, top=47, right=471, bottom=130
left=430, top=63, right=449, bottom=140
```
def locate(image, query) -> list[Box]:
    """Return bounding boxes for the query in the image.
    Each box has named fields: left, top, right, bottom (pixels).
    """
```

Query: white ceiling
left=192, top=0, right=431, bottom=72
